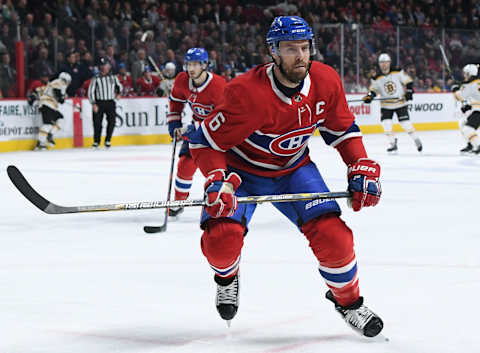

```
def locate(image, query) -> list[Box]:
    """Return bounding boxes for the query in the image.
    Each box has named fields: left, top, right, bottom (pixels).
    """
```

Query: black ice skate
left=326, top=290, right=383, bottom=338
left=414, top=138, right=423, bottom=152
left=215, top=273, right=239, bottom=325
left=460, top=143, right=473, bottom=154
left=92, top=142, right=99, bottom=149
left=168, top=207, right=184, bottom=217
left=35, top=141, right=47, bottom=151
left=473, top=146, right=480, bottom=155
left=386, top=138, right=398, bottom=152
left=105, top=141, right=111, bottom=149
left=47, top=132, right=55, bottom=147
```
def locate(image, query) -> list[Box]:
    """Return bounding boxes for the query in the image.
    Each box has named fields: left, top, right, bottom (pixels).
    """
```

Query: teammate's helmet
left=378, top=53, right=391, bottom=63
left=266, top=16, right=316, bottom=55
left=463, top=64, right=478, bottom=78
left=184, top=48, right=208, bottom=64
left=59, top=72, right=72, bottom=84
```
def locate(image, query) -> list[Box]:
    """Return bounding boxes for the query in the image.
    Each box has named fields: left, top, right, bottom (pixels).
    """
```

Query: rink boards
left=0, top=93, right=462, bottom=152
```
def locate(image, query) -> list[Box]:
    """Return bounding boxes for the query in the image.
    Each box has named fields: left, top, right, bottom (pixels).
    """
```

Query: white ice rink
left=1, top=130, right=479, bottom=353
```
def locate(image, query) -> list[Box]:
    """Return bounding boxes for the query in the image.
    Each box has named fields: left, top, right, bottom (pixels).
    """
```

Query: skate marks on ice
left=50, top=315, right=391, bottom=353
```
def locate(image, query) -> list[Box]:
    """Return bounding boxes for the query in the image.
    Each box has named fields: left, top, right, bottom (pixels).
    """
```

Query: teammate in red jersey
left=117, top=63, right=134, bottom=97
left=137, top=66, right=161, bottom=96
left=183, top=16, right=384, bottom=337
left=167, top=47, right=227, bottom=216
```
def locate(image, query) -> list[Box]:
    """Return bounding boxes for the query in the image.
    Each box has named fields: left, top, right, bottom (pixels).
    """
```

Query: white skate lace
left=217, top=277, right=239, bottom=305
left=343, top=305, right=374, bottom=329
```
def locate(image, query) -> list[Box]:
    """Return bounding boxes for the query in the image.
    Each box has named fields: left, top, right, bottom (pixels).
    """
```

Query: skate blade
left=374, top=333, right=390, bottom=342
left=226, top=320, right=231, bottom=328
left=370, top=333, right=390, bottom=342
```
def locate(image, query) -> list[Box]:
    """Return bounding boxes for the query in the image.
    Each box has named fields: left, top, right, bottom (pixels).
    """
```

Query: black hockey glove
left=155, top=87, right=164, bottom=97
left=362, top=91, right=376, bottom=104
left=405, top=90, right=413, bottom=101
left=27, top=94, right=37, bottom=106
left=461, top=103, right=472, bottom=113
left=451, top=81, right=461, bottom=92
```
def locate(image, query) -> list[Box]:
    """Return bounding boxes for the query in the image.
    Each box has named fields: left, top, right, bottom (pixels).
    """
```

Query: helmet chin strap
left=191, top=65, right=208, bottom=86
left=274, top=54, right=311, bottom=86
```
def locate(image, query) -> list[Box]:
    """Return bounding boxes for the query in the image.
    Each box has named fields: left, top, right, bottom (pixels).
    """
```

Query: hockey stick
left=439, top=44, right=454, bottom=80
left=144, top=138, right=177, bottom=234
left=6, top=165, right=351, bottom=215
left=347, top=97, right=400, bottom=103
left=141, top=30, right=165, bottom=80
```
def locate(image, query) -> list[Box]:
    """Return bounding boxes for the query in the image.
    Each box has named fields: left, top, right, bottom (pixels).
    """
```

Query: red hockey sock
left=302, top=214, right=359, bottom=306
left=174, top=155, right=197, bottom=201
left=201, top=219, right=245, bottom=278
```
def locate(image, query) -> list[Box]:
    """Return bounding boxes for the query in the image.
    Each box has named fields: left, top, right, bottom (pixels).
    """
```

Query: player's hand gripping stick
left=347, top=158, right=381, bottom=212
left=204, top=170, right=242, bottom=218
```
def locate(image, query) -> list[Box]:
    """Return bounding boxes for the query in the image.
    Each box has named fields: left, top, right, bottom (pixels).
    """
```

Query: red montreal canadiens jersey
left=137, top=75, right=161, bottom=96
left=167, top=72, right=227, bottom=124
left=193, top=62, right=362, bottom=177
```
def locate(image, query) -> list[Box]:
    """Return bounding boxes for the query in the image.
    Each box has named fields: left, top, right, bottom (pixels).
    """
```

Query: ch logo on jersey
left=383, top=81, right=397, bottom=95
left=189, top=101, right=214, bottom=119
left=269, top=125, right=316, bottom=156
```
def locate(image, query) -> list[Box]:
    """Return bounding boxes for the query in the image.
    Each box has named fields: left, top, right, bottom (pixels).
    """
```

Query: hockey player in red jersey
left=167, top=48, right=227, bottom=216
left=137, top=66, right=161, bottom=96
left=183, top=17, right=384, bottom=337
left=117, top=63, right=134, bottom=97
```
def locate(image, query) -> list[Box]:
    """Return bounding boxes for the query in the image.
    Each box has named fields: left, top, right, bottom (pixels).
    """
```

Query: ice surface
left=1, top=130, right=479, bottom=353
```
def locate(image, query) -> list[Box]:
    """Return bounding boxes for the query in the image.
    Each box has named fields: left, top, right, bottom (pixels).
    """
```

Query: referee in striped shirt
left=87, top=57, right=122, bottom=148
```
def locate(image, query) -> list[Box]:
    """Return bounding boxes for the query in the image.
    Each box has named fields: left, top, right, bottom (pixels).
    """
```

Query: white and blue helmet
left=184, top=47, right=208, bottom=64
left=266, top=16, right=316, bottom=55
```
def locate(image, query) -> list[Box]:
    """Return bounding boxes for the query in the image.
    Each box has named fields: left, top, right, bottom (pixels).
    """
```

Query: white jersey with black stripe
left=369, top=68, right=412, bottom=109
left=454, top=79, right=480, bottom=112
left=38, top=79, right=67, bottom=111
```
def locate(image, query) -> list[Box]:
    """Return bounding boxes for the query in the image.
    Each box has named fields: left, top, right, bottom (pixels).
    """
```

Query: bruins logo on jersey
left=383, top=81, right=397, bottom=95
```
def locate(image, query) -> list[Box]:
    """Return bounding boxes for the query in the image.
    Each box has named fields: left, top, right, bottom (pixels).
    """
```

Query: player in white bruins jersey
left=362, top=53, right=423, bottom=152
left=31, top=72, right=71, bottom=150
left=454, top=64, right=480, bottom=154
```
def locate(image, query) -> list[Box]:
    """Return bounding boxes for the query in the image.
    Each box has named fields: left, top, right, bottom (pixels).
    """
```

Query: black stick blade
left=7, top=165, right=51, bottom=212
left=143, top=225, right=167, bottom=233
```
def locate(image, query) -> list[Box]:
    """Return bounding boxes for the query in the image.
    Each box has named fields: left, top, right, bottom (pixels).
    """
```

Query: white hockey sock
left=400, top=120, right=419, bottom=140
left=381, top=119, right=395, bottom=144
left=38, top=125, right=50, bottom=144
left=461, top=125, right=480, bottom=148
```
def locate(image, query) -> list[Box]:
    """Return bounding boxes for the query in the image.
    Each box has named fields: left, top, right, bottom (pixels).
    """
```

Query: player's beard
left=277, top=57, right=311, bottom=85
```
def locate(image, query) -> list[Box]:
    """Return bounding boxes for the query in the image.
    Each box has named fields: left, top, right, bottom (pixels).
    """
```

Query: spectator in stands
left=32, top=46, right=54, bottom=80
left=131, top=48, right=147, bottom=91
left=137, top=66, right=161, bottom=96
left=78, top=51, right=94, bottom=84
left=105, top=44, right=118, bottom=73
left=32, top=26, right=49, bottom=49
left=59, top=51, right=82, bottom=97
left=0, top=52, right=15, bottom=97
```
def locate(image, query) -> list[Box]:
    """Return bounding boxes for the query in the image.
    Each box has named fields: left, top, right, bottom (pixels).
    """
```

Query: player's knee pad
left=177, top=155, right=197, bottom=179
left=301, top=214, right=355, bottom=267
left=201, top=219, right=245, bottom=272
left=381, top=119, right=393, bottom=133
left=400, top=119, right=415, bottom=133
